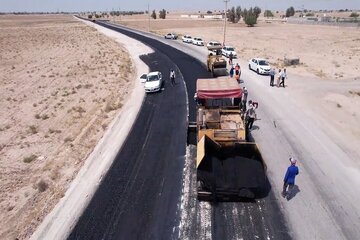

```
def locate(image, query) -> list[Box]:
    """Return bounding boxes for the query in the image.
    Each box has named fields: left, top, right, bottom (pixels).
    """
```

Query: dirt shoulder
left=0, top=15, right=134, bottom=240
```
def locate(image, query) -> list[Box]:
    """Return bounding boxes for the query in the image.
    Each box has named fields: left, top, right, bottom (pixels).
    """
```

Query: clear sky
left=1, top=0, right=359, bottom=12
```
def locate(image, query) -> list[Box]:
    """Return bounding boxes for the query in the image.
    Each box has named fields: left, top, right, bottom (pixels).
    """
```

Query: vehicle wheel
left=257, top=68, right=259, bottom=74
left=248, top=64, right=251, bottom=70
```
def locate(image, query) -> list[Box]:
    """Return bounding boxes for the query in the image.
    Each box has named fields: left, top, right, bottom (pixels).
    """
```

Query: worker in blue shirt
left=282, top=157, right=299, bottom=199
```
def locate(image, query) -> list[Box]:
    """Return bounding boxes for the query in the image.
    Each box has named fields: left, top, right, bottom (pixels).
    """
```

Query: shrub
left=264, top=10, right=274, bottom=17
left=159, top=9, right=166, bottom=19
left=23, top=154, right=37, bottom=163
left=243, top=8, right=258, bottom=27
left=37, top=179, right=48, bottom=192
left=350, top=12, right=359, bottom=18
left=286, top=7, right=295, bottom=17
left=151, top=10, right=156, bottom=19
left=29, top=125, right=38, bottom=134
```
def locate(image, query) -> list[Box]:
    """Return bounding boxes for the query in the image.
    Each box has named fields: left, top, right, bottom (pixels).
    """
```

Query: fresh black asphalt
left=69, top=20, right=291, bottom=240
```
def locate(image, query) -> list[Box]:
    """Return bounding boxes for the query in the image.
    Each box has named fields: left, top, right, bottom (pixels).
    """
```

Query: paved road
left=69, top=21, right=290, bottom=240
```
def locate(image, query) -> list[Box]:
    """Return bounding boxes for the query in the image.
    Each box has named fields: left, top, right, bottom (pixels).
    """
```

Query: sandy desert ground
left=0, top=15, right=133, bottom=239
left=110, top=13, right=360, bottom=80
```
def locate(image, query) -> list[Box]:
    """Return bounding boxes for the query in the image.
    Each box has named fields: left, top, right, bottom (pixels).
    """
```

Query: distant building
left=181, top=14, right=223, bottom=19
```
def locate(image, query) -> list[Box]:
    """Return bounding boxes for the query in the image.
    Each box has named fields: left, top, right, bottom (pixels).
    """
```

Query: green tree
left=286, top=6, right=295, bottom=17
left=235, top=6, right=242, bottom=22
left=151, top=10, right=156, bottom=19
left=243, top=8, right=257, bottom=27
left=264, top=10, right=274, bottom=17
left=253, top=6, right=262, bottom=18
left=241, top=8, right=248, bottom=18
left=159, top=9, right=166, bottom=19
left=228, top=6, right=236, bottom=23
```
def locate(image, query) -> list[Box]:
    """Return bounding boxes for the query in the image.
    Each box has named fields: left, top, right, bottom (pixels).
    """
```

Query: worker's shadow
left=246, top=126, right=260, bottom=142
left=287, top=185, right=300, bottom=201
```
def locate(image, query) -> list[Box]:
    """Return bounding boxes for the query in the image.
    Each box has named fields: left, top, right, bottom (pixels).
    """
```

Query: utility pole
left=148, top=2, right=150, bottom=32
left=223, top=0, right=230, bottom=46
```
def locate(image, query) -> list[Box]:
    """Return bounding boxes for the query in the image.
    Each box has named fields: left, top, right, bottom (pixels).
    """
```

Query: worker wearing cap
left=282, top=158, right=299, bottom=199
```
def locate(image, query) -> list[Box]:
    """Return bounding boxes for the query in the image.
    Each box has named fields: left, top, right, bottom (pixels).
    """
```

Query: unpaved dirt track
left=69, top=20, right=290, bottom=240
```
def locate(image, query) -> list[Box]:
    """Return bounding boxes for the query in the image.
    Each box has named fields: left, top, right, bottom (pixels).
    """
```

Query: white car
left=164, top=33, right=178, bottom=39
left=206, top=41, right=222, bottom=50
left=182, top=35, right=193, bottom=43
left=222, top=46, right=237, bottom=58
left=248, top=58, right=271, bottom=75
left=139, top=73, right=147, bottom=83
left=192, top=37, right=204, bottom=46
left=144, top=71, right=163, bottom=93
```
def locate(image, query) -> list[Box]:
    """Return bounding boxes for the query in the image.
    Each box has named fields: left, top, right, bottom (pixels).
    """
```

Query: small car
left=182, top=35, right=193, bottom=43
left=139, top=73, right=147, bottom=83
left=206, top=41, right=222, bottom=49
left=192, top=37, right=204, bottom=46
left=222, top=46, right=237, bottom=58
left=164, top=33, right=178, bottom=39
left=248, top=58, right=271, bottom=75
left=144, top=71, right=163, bottom=93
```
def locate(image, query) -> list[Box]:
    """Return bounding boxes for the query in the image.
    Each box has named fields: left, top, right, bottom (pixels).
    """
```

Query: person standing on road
left=229, top=52, right=233, bottom=65
left=230, top=66, right=234, bottom=78
left=245, top=103, right=256, bottom=130
left=282, top=158, right=299, bottom=200
left=170, top=69, right=176, bottom=86
left=240, top=87, right=248, bottom=112
left=269, top=68, right=275, bottom=87
left=279, top=68, right=287, bottom=88
left=276, top=69, right=282, bottom=87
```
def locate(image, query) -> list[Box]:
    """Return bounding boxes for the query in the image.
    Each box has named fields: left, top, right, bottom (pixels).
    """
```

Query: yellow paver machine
left=189, top=77, right=267, bottom=201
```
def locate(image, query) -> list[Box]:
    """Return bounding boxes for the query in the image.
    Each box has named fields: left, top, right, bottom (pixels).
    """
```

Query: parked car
left=222, top=46, right=237, bottom=58
left=248, top=58, right=271, bottom=75
left=144, top=71, right=163, bottom=93
left=206, top=41, right=222, bottom=50
left=139, top=73, right=147, bottom=83
left=192, top=37, right=204, bottom=46
left=164, top=33, right=178, bottom=39
left=182, top=35, right=193, bottom=43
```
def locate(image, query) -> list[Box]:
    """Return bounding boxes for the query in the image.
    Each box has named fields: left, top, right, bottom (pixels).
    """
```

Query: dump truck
left=206, top=46, right=227, bottom=77
left=190, top=77, right=267, bottom=201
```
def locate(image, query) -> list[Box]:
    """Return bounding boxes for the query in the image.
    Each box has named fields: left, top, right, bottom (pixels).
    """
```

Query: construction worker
left=229, top=52, right=233, bottom=65
left=229, top=66, right=234, bottom=78
left=282, top=157, right=299, bottom=200
left=269, top=68, right=275, bottom=87
left=234, top=63, right=241, bottom=83
left=240, top=87, right=248, bottom=112
left=279, top=68, right=287, bottom=87
left=170, top=69, right=176, bottom=86
left=245, top=103, right=256, bottom=130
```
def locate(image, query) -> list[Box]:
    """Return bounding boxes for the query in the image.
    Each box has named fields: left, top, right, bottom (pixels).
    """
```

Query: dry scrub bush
left=29, top=125, right=38, bottom=134
left=104, top=102, right=122, bottom=113
left=23, top=154, right=37, bottom=163
left=48, top=128, right=61, bottom=134
left=64, top=136, right=73, bottom=143
left=72, top=106, right=86, bottom=113
left=37, top=179, right=48, bottom=192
